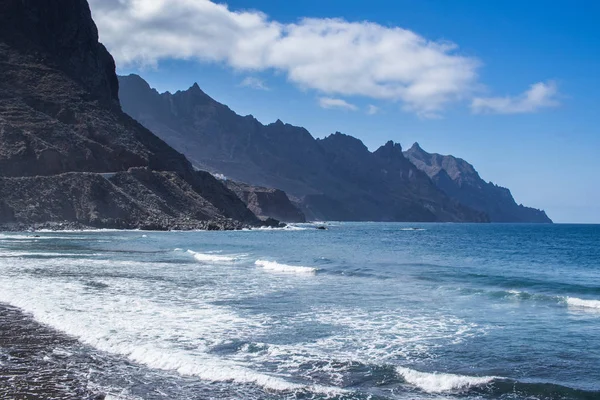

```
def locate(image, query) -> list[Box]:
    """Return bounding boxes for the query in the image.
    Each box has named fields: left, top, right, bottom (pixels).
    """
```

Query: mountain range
left=118, top=74, right=551, bottom=223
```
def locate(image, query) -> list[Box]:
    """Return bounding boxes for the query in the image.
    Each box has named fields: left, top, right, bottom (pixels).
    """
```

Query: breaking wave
left=565, top=297, right=600, bottom=310
left=187, top=250, right=242, bottom=263
left=396, top=367, right=495, bottom=393
left=255, top=260, right=318, bottom=274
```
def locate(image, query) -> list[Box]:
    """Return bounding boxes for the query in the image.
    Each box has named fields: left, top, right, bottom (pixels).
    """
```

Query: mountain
left=118, top=74, right=487, bottom=223
left=224, top=180, right=306, bottom=223
left=0, top=0, right=265, bottom=230
left=404, top=143, right=552, bottom=223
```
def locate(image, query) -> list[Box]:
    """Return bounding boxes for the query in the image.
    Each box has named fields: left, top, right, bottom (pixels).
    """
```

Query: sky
left=88, top=0, right=600, bottom=223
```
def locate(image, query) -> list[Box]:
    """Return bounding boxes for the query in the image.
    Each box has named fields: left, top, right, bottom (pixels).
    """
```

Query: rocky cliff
left=0, top=0, right=262, bottom=230
left=118, top=74, right=487, bottom=223
left=224, top=181, right=306, bottom=223
left=404, top=143, right=552, bottom=223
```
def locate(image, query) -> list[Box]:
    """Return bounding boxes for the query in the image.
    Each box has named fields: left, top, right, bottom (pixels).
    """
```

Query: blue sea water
left=0, top=223, right=599, bottom=399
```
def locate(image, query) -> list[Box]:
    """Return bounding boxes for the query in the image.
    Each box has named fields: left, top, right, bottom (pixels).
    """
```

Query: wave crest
left=396, top=367, right=495, bottom=393
left=187, top=250, right=240, bottom=263
left=566, top=297, right=600, bottom=310
left=255, top=260, right=317, bottom=274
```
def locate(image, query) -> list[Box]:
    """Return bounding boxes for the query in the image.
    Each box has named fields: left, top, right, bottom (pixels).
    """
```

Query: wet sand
left=0, top=303, right=104, bottom=400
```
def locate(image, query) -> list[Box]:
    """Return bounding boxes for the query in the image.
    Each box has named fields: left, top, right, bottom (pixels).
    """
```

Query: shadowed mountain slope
left=224, top=180, right=306, bottom=223
left=119, top=74, right=488, bottom=223
left=404, top=143, right=552, bottom=223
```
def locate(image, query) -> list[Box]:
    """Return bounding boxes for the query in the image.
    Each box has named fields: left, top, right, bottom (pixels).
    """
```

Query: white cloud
left=318, top=97, right=358, bottom=111
left=240, top=76, right=269, bottom=90
left=88, top=0, right=479, bottom=117
left=471, top=81, right=559, bottom=114
left=366, top=105, right=380, bottom=115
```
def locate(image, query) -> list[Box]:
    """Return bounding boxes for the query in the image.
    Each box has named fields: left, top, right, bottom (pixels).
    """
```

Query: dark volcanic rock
left=0, top=0, right=264, bottom=230
left=0, top=0, right=119, bottom=107
left=0, top=169, right=251, bottom=230
left=404, top=143, right=552, bottom=223
left=225, top=180, right=306, bottom=223
left=119, top=75, right=487, bottom=223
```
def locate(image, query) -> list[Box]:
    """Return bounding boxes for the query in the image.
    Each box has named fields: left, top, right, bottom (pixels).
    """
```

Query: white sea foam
left=104, top=395, right=143, bottom=400
left=187, top=250, right=241, bottom=263
left=249, top=224, right=308, bottom=231
left=0, top=232, right=490, bottom=398
left=101, top=391, right=145, bottom=400
left=283, top=224, right=308, bottom=231
left=35, top=229, right=126, bottom=233
left=396, top=367, right=496, bottom=393
left=255, top=260, right=317, bottom=274
left=236, top=306, right=483, bottom=390
left=121, top=346, right=335, bottom=393
left=566, top=297, right=600, bottom=310
left=0, top=251, right=101, bottom=258
left=0, top=276, right=342, bottom=396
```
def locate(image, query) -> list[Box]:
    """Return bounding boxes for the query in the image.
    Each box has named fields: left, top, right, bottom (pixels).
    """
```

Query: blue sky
left=90, top=0, right=600, bottom=223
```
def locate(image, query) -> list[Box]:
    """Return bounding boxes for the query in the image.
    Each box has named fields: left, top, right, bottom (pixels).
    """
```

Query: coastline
left=0, top=218, right=285, bottom=233
left=0, top=303, right=105, bottom=399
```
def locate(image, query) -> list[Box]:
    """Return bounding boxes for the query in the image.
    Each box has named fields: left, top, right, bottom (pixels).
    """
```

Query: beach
left=0, top=303, right=104, bottom=399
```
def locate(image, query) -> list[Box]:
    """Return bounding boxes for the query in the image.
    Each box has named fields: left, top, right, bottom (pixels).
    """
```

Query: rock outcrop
left=118, top=74, right=488, bottom=223
left=224, top=180, right=306, bottom=223
left=0, top=0, right=262, bottom=230
left=404, top=143, right=552, bottom=223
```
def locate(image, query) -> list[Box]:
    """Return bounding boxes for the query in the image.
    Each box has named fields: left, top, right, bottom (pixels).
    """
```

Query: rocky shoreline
left=0, top=217, right=284, bottom=232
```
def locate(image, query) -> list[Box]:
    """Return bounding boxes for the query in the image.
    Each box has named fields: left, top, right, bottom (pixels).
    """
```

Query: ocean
left=0, top=223, right=599, bottom=399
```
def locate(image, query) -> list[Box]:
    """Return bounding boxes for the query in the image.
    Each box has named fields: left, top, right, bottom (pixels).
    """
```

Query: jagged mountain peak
left=319, top=132, right=370, bottom=155
left=180, top=82, right=211, bottom=99
left=405, top=144, right=478, bottom=180
left=376, top=140, right=404, bottom=155
left=321, top=131, right=365, bottom=144
left=409, top=142, right=425, bottom=152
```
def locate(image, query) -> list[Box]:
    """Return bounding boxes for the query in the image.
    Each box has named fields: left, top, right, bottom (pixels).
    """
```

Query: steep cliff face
left=404, top=143, right=552, bottom=223
left=0, top=0, right=119, bottom=107
left=224, top=181, right=306, bottom=223
left=0, top=0, right=260, bottom=230
left=119, top=74, right=487, bottom=223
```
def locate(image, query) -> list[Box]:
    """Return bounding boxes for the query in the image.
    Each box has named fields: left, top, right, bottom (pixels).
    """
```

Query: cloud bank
left=89, top=0, right=480, bottom=117
left=89, top=0, right=558, bottom=117
left=471, top=81, right=559, bottom=114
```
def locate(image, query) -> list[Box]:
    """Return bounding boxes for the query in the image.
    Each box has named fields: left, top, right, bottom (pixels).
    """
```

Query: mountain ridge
left=118, top=74, right=490, bottom=223
left=404, top=143, right=552, bottom=223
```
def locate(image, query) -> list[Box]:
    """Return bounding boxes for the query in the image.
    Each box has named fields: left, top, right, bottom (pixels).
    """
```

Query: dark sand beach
left=0, top=304, right=104, bottom=400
